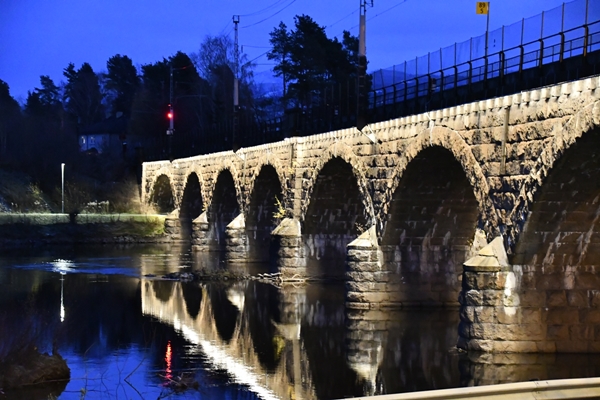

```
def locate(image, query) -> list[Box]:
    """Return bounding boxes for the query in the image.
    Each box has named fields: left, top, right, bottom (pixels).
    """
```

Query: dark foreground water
left=1, top=244, right=600, bottom=400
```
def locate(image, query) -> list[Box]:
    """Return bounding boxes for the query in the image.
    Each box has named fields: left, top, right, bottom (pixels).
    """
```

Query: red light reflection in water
left=164, top=341, right=173, bottom=383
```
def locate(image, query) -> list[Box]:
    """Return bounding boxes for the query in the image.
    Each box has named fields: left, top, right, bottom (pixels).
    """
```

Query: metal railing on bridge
left=368, top=0, right=600, bottom=122
left=145, top=0, right=600, bottom=161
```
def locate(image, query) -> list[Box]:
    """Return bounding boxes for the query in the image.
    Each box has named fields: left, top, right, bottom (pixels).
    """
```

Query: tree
left=130, top=52, right=216, bottom=159
left=267, top=16, right=361, bottom=111
left=36, top=75, right=62, bottom=108
left=105, top=54, right=140, bottom=116
left=0, top=80, right=22, bottom=163
left=192, top=34, right=255, bottom=119
left=63, top=62, right=104, bottom=127
left=267, top=22, right=293, bottom=98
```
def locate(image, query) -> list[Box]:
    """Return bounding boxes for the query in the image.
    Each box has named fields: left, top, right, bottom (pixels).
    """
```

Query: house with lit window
left=79, top=113, right=128, bottom=154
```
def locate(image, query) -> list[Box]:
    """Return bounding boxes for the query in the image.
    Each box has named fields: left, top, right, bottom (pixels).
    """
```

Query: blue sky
left=0, top=0, right=571, bottom=102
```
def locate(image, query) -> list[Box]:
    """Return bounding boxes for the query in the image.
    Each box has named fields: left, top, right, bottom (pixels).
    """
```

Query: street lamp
left=61, top=163, right=65, bottom=214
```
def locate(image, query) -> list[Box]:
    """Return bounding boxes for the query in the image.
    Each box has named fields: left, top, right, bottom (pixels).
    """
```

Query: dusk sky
left=1, top=0, right=572, bottom=102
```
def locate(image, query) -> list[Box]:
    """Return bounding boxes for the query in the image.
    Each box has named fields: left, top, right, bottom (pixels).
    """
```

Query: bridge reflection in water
left=133, top=248, right=600, bottom=399
left=141, top=279, right=317, bottom=400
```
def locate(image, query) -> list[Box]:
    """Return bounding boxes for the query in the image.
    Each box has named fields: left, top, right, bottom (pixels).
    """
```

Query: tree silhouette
left=63, top=62, right=104, bottom=127
left=105, top=54, right=140, bottom=116
left=0, top=80, right=22, bottom=164
left=268, top=15, right=360, bottom=111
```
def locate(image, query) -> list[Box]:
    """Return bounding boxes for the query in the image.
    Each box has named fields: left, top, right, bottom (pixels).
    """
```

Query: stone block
left=519, top=291, right=546, bottom=307
left=570, top=325, right=594, bottom=341
left=493, top=340, right=538, bottom=353
left=463, top=271, right=508, bottom=291
left=575, top=273, right=600, bottom=290
left=278, top=246, right=302, bottom=258
left=580, top=309, right=600, bottom=324
left=346, top=301, right=370, bottom=310
left=346, top=281, right=388, bottom=294
left=347, top=249, right=376, bottom=262
left=460, top=306, right=475, bottom=323
left=474, top=306, right=495, bottom=323
left=546, top=324, right=569, bottom=340
left=546, top=308, right=579, bottom=325
left=464, top=289, right=483, bottom=306
left=348, top=261, right=382, bottom=273
left=521, top=308, right=543, bottom=325
left=537, top=274, right=566, bottom=291
left=471, top=322, right=497, bottom=339
left=467, top=339, right=494, bottom=352
left=546, top=291, right=568, bottom=307
left=567, top=291, right=589, bottom=307
left=346, top=291, right=391, bottom=304
left=481, top=289, right=504, bottom=306
left=278, top=236, right=302, bottom=247
left=459, top=321, right=471, bottom=338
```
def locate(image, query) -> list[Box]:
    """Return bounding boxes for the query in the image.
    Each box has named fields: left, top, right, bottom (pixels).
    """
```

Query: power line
left=338, top=0, right=408, bottom=36
left=239, top=0, right=289, bottom=17
left=219, top=20, right=232, bottom=35
left=244, top=50, right=270, bottom=66
left=327, top=9, right=358, bottom=29
left=241, top=0, right=297, bottom=29
left=368, top=0, right=408, bottom=22
left=241, top=45, right=271, bottom=49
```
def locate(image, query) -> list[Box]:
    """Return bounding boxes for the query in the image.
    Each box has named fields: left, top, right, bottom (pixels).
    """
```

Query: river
left=1, top=244, right=600, bottom=399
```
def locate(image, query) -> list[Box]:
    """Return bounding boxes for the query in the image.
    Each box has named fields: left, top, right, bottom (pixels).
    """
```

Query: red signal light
left=167, top=111, right=173, bottom=119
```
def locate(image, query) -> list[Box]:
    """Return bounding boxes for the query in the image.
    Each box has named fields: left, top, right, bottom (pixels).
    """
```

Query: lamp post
left=61, top=163, right=65, bottom=214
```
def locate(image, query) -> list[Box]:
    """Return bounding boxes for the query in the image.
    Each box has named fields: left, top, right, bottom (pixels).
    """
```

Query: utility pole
left=168, top=65, right=174, bottom=136
left=357, top=0, right=373, bottom=131
left=233, top=15, right=240, bottom=152
left=167, top=65, right=174, bottom=161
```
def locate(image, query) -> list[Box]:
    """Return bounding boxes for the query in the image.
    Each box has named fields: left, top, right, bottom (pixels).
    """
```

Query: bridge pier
left=191, top=212, right=211, bottom=251
left=271, top=218, right=306, bottom=279
left=457, top=237, right=549, bottom=353
left=224, top=214, right=248, bottom=263
left=346, top=226, right=387, bottom=308
left=164, top=209, right=183, bottom=241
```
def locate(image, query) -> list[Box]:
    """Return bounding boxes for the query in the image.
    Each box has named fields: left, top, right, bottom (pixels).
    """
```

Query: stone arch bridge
left=143, top=75, right=600, bottom=353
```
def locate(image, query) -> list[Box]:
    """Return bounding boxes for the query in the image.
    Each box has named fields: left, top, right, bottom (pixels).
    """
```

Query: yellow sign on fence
left=476, top=1, right=489, bottom=14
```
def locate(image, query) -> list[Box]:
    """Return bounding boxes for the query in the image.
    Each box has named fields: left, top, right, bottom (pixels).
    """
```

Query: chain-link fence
left=371, top=0, right=599, bottom=89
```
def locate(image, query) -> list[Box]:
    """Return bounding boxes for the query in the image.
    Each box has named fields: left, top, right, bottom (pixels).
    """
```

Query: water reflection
left=1, top=245, right=600, bottom=399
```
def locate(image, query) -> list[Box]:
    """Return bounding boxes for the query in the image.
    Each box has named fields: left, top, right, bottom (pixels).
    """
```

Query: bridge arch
left=245, top=164, right=284, bottom=263
left=180, top=165, right=207, bottom=204
left=179, top=171, right=204, bottom=239
left=502, top=101, right=600, bottom=353
left=378, top=126, right=495, bottom=306
left=301, top=143, right=375, bottom=278
left=301, top=141, right=375, bottom=226
left=206, top=167, right=241, bottom=251
left=382, top=125, right=499, bottom=238
left=245, top=155, right=288, bottom=213
left=508, top=100, right=600, bottom=251
left=148, top=171, right=175, bottom=214
left=206, top=161, right=243, bottom=212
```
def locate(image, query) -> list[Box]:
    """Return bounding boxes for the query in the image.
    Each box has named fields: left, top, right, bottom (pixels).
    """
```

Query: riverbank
left=0, top=213, right=167, bottom=246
